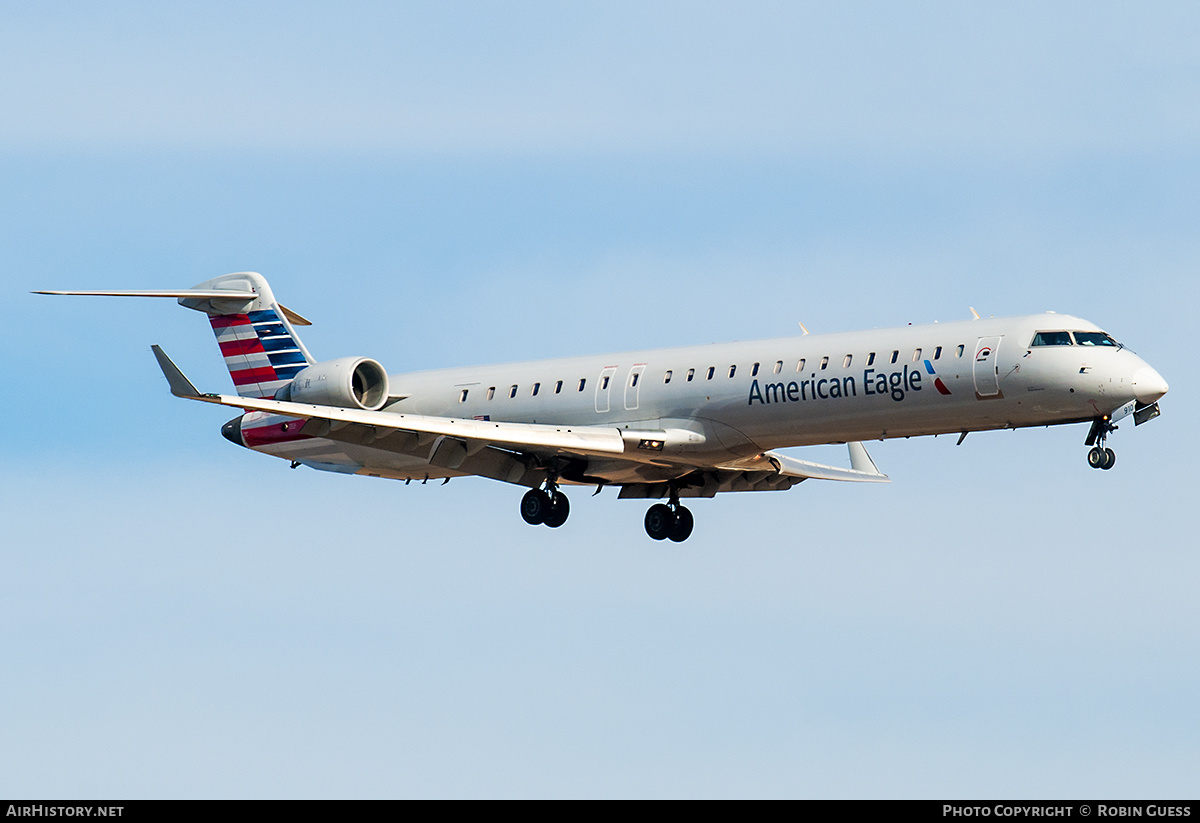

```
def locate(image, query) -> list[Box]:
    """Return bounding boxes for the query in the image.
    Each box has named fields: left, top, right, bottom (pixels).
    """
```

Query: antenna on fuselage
left=798, top=322, right=810, bottom=335
left=969, top=307, right=981, bottom=320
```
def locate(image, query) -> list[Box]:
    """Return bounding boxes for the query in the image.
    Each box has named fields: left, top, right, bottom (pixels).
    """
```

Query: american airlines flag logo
left=209, top=309, right=309, bottom=398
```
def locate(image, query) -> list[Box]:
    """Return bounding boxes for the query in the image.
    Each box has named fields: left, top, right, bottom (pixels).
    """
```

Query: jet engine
left=276, top=356, right=389, bottom=411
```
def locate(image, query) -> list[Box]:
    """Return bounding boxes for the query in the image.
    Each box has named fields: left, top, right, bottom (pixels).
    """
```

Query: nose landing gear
left=520, top=480, right=570, bottom=528
left=644, top=490, right=694, bottom=542
left=1085, top=417, right=1117, bottom=470
left=1087, top=446, right=1116, bottom=470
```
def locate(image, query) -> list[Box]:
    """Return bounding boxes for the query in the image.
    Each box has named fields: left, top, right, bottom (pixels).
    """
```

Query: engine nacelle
left=276, top=357, right=389, bottom=411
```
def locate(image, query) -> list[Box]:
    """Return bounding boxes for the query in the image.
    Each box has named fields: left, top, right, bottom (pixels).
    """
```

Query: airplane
left=36, top=271, right=1169, bottom=542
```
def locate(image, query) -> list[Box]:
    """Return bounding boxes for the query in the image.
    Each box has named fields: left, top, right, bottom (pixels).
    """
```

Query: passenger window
left=890, top=350, right=899, bottom=364
left=934, top=346, right=942, bottom=360
left=728, top=365, right=736, bottom=378
left=843, top=354, right=852, bottom=368
left=796, top=358, right=806, bottom=372
left=578, top=378, right=586, bottom=391
left=459, top=389, right=469, bottom=403
left=554, top=380, right=563, bottom=394
left=686, top=369, right=695, bottom=382
left=1031, top=331, right=1072, bottom=347
left=487, top=387, right=495, bottom=401
left=706, top=367, right=715, bottom=380
left=820, top=356, right=829, bottom=370
left=956, top=345, right=965, bottom=357
left=601, top=375, right=610, bottom=390
left=630, top=373, right=639, bottom=387
left=774, top=361, right=783, bottom=374
left=867, top=352, right=876, bottom=366
left=509, top=385, right=518, bottom=398
left=751, top=362, right=760, bottom=377
left=664, top=370, right=673, bottom=384
left=912, top=348, right=922, bottom=362
left=531, top=383, right=540, bottom=396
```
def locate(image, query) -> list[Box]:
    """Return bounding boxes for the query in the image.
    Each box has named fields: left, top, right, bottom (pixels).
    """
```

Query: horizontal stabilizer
left=33, top=289, right=258, bottom=299
left=32, top=279, right=312, bottom=324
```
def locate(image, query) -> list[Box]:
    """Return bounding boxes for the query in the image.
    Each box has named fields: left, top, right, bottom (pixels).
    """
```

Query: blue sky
left=2, top=2, right=1197, bottom=798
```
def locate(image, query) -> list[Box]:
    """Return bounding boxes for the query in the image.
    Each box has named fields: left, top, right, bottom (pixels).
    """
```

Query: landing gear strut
left=1085, top=417, right=1117, bottom=470
left=644, top=490, right=694, bottom=542
left=520, top=480, right=570, bottom=528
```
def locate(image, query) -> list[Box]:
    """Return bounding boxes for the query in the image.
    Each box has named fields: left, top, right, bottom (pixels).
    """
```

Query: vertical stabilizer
left=178, top=272, right=315, bottom=399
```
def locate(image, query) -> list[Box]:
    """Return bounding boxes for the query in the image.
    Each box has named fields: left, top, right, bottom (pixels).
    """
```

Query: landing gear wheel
left=543, top=491, right=570, bottom=528
left=644, top=504, right=675, bottom=541
left=668, top=506, right=694, bottom=542
left=1085, top=417, right=1120, bottom=471
left=520, top=489, right=550, bottom=525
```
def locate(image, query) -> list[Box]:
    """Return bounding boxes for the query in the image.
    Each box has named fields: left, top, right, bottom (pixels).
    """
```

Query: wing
left=154, top=345, right=888, bottom=493
left=155, top=345, right=626, bottom=455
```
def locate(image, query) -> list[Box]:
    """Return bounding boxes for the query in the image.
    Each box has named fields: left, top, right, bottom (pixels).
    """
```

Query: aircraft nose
left=1132, top=366, right=1169, bottom=404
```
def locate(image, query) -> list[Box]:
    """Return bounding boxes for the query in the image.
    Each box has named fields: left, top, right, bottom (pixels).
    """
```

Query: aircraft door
left=624, top=363, right=647, bottom=411
left=973, top=336, right=1003, bottom=397
left=595, top=365, right=618, bottom=413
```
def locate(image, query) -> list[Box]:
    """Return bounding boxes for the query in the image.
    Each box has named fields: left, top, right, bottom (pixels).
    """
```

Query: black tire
left=644, top=504, right=675, bottom=540
left=1088, top=447, right=1104, bottom=469
left=521, top=488, right=549, bottom=525
left=543, top=491, right=570, bottom=528
left=668, top=506, right=694, bottom=542
left=1101, top=448, right=1116, bottom=470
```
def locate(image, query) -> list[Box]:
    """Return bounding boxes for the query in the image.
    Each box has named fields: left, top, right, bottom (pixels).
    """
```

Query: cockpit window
left=1073, top=331, right=1119, bottom=347
left=1030, top=331, right=1073, bottom=346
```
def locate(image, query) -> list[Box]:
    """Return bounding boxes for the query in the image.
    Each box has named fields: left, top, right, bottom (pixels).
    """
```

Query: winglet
left=848, top=441, right=883, bottom=476
left=151, top=345, right=202, bottom=398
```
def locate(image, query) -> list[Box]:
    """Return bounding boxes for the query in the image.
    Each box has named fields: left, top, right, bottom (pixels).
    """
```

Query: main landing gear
left=521, top=482, right=570, bottom=528
left=1085, top=417, right=1117, bottom=470
left=518, top=480, right=696, bottom=542
left=644, top=491, right=694, bottom=542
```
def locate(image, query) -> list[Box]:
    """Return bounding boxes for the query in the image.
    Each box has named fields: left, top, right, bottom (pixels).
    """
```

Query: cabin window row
left=457, top=344, right=969, bottom=402
left=460, top=378, right=590, bottom=403
left=659, top=344, right=965, bottom=384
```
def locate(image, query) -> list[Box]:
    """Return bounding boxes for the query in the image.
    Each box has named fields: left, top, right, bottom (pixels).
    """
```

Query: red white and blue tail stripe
left=210, top=308, right=312, bottom=399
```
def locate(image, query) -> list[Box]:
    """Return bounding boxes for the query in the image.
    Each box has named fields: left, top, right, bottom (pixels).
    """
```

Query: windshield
left=1030, top=331, right=1072, bottom=346
left=1073, top=331, right=1120, bottom=347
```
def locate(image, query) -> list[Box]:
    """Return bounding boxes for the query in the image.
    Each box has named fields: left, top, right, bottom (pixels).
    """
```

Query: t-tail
left=180, top=272, right=315, bottom=399
left=36, top=271, right=316, bottom=399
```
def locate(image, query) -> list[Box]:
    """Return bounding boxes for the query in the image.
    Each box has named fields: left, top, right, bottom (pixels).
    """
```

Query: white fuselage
left=242, top=312, right=1167, bottom=483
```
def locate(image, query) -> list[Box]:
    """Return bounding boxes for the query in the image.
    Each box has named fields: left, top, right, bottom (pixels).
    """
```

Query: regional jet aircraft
left=37, top=272, right=1168, bottom=541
